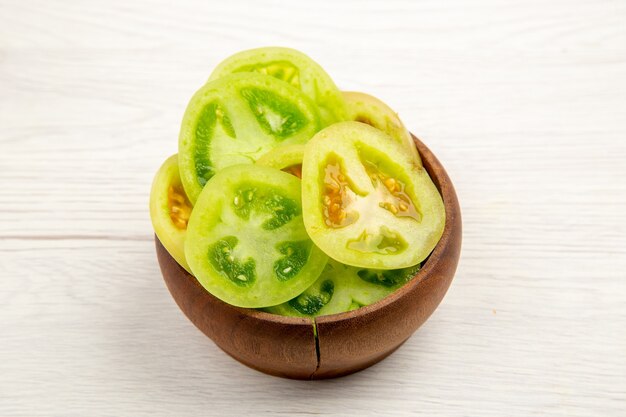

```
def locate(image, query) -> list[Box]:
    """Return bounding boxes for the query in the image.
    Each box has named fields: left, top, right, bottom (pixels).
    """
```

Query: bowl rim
left=182, top=133, right=458, bottom=325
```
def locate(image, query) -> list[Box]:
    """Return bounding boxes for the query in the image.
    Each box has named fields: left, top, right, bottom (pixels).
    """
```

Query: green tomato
left=178, top=72, right=321, bottom=203
left=266, top=260, right=420, bottom=317
left=185, top=164, right=328, bottom=308
left=343, top=91, right=421, bottom=165
left=302, top=121, right=445, bottom=269
left=256, top=144, right=305, bottom=178
left=149, top=154, right=193, bottom=272
left=209, top=47, right=347, bottom=126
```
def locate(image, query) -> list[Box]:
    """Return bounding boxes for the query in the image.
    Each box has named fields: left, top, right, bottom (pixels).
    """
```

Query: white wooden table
left=1, top=1, right=625, bottom=415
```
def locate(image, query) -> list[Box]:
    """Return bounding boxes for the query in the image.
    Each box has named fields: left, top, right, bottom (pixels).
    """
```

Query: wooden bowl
left=156, top=135, right=462, bottom=379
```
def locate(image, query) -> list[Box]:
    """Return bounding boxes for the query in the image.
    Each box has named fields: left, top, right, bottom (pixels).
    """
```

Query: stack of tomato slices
left=150, top=47, right=445, bottom=317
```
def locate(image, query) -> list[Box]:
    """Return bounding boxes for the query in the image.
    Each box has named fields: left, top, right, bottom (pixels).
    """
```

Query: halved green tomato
left=209, top=47, right=347, bottom=126
left=185, top=164, right=328, bottom=308
left=256, top=144, right=305, bottom=178
left=179, top=72, right=321, bottom=203
left=149, top=154, right=193, bottom=272
left=302, top=121, right=445, bottom=269
left=343, top=91, right=420, bottom=165
left=266, top=260, right=420, bottom=317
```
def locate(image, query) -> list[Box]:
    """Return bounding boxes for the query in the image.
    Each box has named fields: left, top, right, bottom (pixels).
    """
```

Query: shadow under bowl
left=156, top=135, right=462, bottom=380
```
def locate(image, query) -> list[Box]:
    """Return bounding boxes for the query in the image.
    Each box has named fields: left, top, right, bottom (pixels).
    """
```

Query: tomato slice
left=343, top=91, right=421, bottom=165
left=302, top=122, right=445, bottom=269
left=178, top=72, right=321, bottom=203
left=185, top=164, right=328, bottom=308
left=209, top=47, right=347, bottom=126
left=256, top=144, right=305, bottom=178
left=149, top=154, right=193, bottom=272
left=266, top=260, right=420, bottom=317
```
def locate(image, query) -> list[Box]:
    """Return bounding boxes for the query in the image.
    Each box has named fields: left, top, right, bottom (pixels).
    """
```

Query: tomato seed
left=168, top=185, right=193, bottom=230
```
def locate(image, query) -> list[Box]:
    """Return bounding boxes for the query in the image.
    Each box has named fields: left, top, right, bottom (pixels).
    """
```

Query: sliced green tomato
left=185, top=164, right=328, bottom=308
left=256, top=144, right=305, bottom=178
left=149, top=154, right=193, bottom=272
left=178, top=72, right=321, bottom=203
left=266, top=260, right=420, bottom=317
left=209, top=47, right=347, bottom=126
left=302, top=121, right=445, bottom=269
left=343, top=91, right=420, bottom=165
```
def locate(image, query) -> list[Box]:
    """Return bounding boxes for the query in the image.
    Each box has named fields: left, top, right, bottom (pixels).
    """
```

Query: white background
left=1, top=0, right=625, bottom=415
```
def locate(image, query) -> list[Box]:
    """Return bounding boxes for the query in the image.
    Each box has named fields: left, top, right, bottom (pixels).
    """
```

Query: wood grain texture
left=1, top=0, right=625, bottom=416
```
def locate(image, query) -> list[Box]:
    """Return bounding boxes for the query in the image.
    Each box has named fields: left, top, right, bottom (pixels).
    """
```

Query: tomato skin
left=343, top=91, right=421, bottom=165
left=185, top=164, right=328, bottom=308
left=178, top=72, right=321, bottom=204
left=302, top=122, right=445, bottom=270
left=149, top=154, right=192, bottom=272
left=209, top=47, right=347, bottom=126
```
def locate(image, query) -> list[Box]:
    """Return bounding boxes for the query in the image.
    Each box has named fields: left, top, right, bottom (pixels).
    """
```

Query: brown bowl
left=156, top=135, right=462, bottom=379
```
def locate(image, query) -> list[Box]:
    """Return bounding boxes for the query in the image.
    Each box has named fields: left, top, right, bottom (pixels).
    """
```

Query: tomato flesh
left=179, top=73, right=321, bottom=203
left=266, top=260, right=420, bottom=317
left=152, top=47, right=449, bottom=312
left=150, top=154, right=193, bottom=272
left=209, top=47, right=347, bottom=126
left=235, top=61, right=301, bottom=88
left=185, top=164, right=328, bottom=308
left=343, top=91, right=420, bottom=165
left=302, top=122, right=445, bottom=269
left=256, top=144, right=305, bottom=178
